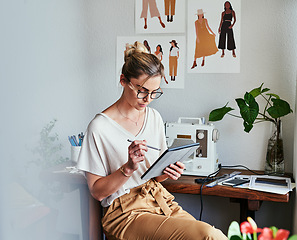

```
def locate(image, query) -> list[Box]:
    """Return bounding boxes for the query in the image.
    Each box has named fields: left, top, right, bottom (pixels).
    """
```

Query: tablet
left=141, top=142, right=200, bottom=180
left=222, top=178, right=250, bottom=187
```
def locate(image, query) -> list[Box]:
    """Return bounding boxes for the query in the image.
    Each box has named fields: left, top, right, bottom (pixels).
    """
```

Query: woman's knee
left=186, top=221, right=228, bottom=240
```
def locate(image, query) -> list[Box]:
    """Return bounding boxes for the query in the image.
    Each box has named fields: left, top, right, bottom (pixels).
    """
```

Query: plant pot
left=265, top=120, right=284, bottom=175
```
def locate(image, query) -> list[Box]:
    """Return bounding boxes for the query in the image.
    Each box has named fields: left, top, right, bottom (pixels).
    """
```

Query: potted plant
left=228, top=217, right=297, bottom=240
left=208, top=83, right=293, bottom=175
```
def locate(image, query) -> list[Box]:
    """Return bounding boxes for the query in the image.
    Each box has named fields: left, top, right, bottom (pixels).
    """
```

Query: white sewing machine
left=165, top=117, right=220, bottom=176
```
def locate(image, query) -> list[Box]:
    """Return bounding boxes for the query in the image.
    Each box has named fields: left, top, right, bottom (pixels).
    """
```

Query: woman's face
left=225, top=2, right=230, bottom=9
left=123, top=74, right=162, bottom=111
left=156, top=46, right=160, bottom=51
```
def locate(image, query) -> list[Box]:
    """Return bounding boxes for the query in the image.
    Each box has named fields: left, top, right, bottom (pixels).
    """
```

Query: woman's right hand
left=126, top=140, right=148, bottom=173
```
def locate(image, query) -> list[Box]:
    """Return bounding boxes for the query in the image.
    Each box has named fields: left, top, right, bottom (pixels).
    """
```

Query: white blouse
left=76, top=107, right=167, bottom=207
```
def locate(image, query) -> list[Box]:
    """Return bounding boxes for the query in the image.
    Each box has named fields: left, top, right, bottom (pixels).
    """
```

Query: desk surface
left=162, top=168, right=291, bottom=203
left=44, top=164, right=292, bottom=203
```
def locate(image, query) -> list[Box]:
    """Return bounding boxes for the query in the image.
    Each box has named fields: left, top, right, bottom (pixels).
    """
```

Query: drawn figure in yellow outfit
left=191, top=9, right=218, bottom=69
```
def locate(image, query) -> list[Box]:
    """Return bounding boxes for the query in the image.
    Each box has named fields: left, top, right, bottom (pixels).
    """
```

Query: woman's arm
left=230, top=10, right=236, bottom=28
left=87, top=140, right=148, bottom=201
left=195, top=21, right=200, bottom=43
left=205, top=19, right=216, bottom=36
left=86, top=167, right=128, bottom=201
left=218, top=12, right=224, bottom=33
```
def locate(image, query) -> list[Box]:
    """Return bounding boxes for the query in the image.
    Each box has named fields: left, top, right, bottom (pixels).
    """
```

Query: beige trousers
left=164, top=0, right=176, bottom=16
left=102, top=179, right=227, bottom=240
left=140, top=0, right=160, bottom=19
left=169, top=56, right=178, bottom=77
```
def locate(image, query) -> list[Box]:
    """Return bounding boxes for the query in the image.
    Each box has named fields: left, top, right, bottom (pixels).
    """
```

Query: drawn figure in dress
left=143, top=40, right=151, bottom=53
left=154, top=45, right=168, bottom=84
left=218, top=1, right=237, bottom=58
left=140, top=0, right=165, bottom=29
left=169, top=40, right=179, bottom=81
left=191, top=9, right=218, bottom=69
left=164, top=0, right=176, bottom=22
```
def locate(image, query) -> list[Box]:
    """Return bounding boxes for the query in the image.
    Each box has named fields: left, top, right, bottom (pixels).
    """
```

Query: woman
left=154, top=44, right=168, bottom=84
left=191, top=9, right=218, bottom=69
left=218, top=1, right=236, bottom=58
left=143, top=40, right=151, bottom=53
left=169, top=40, right=179, bottom=81
left=77, top=41, right=227, bottom=240
left=154, top=44, right=163, bottom=61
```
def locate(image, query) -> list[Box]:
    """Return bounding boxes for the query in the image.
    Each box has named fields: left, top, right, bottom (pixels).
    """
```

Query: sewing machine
left=165, top=117, right=220, bottom=176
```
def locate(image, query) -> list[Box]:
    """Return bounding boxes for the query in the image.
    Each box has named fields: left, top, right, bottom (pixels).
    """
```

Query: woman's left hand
left=163, top=161, right=185, bottom=180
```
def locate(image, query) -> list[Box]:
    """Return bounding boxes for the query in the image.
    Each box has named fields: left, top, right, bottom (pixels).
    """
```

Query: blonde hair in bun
left=124, top=41, right=148, bottom=60
left=122, top=41, right=164, bottom=83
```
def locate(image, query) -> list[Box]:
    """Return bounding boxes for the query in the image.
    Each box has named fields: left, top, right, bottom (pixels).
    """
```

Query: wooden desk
left=162, top=168, right=292, bottom=222
left=42, top=165, right=293, bottom=240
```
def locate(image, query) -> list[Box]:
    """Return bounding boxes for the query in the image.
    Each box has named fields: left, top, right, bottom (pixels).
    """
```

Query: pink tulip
left=259, top=228, right=274, bottom=240
left=240, top=221, right=254, bottom=234
left=258, top=227, right=290, bottom=240
left=274, top=229, right=290, bottom=240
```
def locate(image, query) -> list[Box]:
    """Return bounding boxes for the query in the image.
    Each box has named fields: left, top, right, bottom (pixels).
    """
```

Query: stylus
left=127, top=139, right=161, bottom=151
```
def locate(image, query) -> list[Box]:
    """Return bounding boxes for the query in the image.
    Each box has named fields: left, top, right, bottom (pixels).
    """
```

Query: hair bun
left=124, top=41, right=148, bottom=62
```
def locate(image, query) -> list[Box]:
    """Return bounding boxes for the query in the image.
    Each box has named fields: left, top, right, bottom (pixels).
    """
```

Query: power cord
left=196, top=164, right=270, bottom=221
left=196, top=166, right=221, bottom=221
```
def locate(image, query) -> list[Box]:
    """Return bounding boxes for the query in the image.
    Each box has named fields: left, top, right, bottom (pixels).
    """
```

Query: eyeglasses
left=129, top=82, right=163, bottom=99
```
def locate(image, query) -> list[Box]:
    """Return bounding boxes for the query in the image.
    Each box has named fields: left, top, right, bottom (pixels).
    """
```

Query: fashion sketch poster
left=187, top=0, right=241, bottom=73
left=117, top=36, right=186, bottom=89
left=135, top=0, right=186, bottom=34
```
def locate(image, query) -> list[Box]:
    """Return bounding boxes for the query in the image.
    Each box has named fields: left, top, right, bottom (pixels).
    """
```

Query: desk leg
left=231, top=199, right=262, bottom=222
left=89, top=195, right=102, bottom=240
left=239, top=199, right=255, bottom=223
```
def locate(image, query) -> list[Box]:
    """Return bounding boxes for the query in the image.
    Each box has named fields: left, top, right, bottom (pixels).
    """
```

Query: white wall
left=1, top=0, right=297, bottom=239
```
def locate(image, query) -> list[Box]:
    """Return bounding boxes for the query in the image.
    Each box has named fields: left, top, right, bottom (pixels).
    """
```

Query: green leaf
left=267, top=99, right=293, bottom=118
left=262, top=88, right=270, bottom=93
left=243, top=121, right=254, bottom=133
left=230, top=236, right=242, bottom=240
left=270, top=226, right=278, bottom=238
left=236, top=93, right=259, bottom=125
left=249, top=83, right=264, bottom=98
left=227, top=221, right=242, bottom=239
left=249, top=83, right=270, bottom=98
left=266, top=93, right=280, bottom=99
left=288, top=235, right=297, bottom=240
left=209, top=104, right=234, bottom=121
